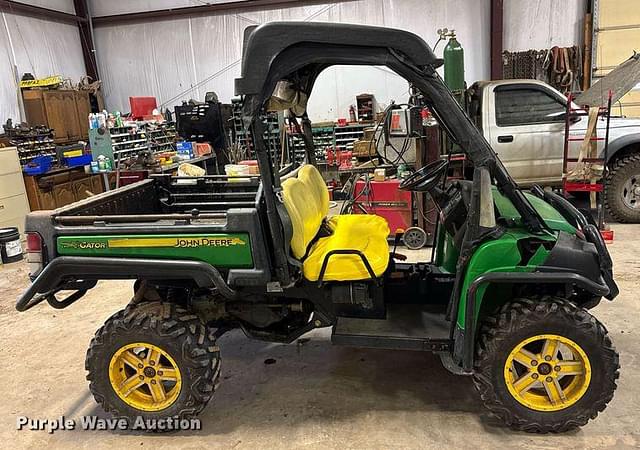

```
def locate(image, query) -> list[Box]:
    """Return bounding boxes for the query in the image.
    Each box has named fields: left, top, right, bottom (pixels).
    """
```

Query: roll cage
left=234, top=22, right=548, bottom=285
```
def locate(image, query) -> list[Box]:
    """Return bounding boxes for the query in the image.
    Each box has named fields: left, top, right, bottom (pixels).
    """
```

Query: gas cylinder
left=444, top=31, right=465, bottom=91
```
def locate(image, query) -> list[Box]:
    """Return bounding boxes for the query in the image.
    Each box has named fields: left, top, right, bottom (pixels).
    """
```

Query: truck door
left=486, top=83, right=570, bottom=186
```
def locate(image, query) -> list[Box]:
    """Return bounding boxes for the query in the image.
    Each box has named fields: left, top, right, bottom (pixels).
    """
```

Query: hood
left=608, top=116, right=640, bottom=128
left=492, top=188, right=575, bottom=234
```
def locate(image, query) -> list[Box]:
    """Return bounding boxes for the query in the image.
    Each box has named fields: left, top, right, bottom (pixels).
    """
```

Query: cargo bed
left=52, top=174, right=262, bottom=225
left=18, top=174, right=272, bottom=312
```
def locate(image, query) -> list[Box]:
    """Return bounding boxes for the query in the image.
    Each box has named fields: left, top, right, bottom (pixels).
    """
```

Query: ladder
left=561, top=90, right=613, bottom=240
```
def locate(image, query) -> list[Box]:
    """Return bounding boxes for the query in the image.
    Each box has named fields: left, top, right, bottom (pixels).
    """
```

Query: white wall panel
left=94, top=0, right=491, bottom=122
left=14, top=0, right=76, bottom=14
left=188, top=13, right=247, bottom=108
left=89, top=0, right=243, bottom=17
left=504, top=0, right=585, bottom=52
left=96, top=17, right=197, bottom=114
left=5, top=14, right=85, bottom=80
left=0, top=12, right=86, bottom=125
left=307, top=0, right=491, bottom=121
left=0, top=17, right=20, bottom=124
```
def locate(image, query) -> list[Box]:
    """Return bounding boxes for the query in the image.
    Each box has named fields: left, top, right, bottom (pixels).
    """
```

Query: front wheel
left=473, top=297, right=619, bottom=433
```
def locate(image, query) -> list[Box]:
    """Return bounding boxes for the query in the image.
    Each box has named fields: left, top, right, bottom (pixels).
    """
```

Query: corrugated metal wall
left=0, top=0, right=587, bottom=125
left=92, top=0, right=585, bottom=121
left=503, top=0, right=585, bottom=52
left=0, top=0, right=86, bottom=125
left=92, top=0, right=492, bottom=121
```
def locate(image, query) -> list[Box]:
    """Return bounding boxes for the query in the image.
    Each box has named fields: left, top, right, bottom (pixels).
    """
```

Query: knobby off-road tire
left=86, top=302, right=221, bottom=427
left=473, top=297, right=619, bottom=433
left=605, top=153, right=640, bottom=223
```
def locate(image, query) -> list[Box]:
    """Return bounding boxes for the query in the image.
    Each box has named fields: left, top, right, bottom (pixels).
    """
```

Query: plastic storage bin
left=63, top=154, right=93, bottom=167
left=23, top=155, right=52, bottom=175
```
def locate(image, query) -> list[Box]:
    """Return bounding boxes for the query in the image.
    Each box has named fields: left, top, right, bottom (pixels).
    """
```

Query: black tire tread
left=85, top=302, right=221, bottom=422
left=472, top=297, right=619, bottom=433
left=605, top=153, right=640, bottom=223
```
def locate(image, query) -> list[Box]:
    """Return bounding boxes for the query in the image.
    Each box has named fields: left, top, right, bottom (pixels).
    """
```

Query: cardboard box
left=363, top=127, right=376, bottom=141
left=374, top=168, right=386, bottom=182
left=195, top=143, right=212, bottom=156
left=353, top=139, right=375, bottom=157
left=176, top=141, right=194, bottom=158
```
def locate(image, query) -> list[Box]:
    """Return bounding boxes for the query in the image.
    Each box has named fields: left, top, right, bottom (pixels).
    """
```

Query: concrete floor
left=0, top=226, right=639, bottom=449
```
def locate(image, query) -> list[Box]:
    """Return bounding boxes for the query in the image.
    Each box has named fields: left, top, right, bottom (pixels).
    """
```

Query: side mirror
left=568, top=112, right=581, bottom=124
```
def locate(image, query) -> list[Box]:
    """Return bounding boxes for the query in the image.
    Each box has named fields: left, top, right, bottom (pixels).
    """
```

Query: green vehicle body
left=434, top=188, right=575, bottom=329
left=52, top=188, right=574, bottom=334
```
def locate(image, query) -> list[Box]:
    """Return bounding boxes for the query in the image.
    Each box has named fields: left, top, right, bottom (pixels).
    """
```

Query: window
left=495, top=86, right=566, bottom=126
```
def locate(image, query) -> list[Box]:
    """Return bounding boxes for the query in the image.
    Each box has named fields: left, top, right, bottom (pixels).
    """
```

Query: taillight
left=26, top=232, right=42, bottom=252
left=26, top=232, right=43, bottom=276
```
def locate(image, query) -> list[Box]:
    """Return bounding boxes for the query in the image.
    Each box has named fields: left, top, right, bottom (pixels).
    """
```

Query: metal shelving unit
left=231, top=98, right=283, bottom=166
left=334, top=123, right=369, bottom=150
left=288, top=125, right=334, bottom=163
left=90, top=122, right=177, bottom=163
left=7, top=128, right=57, bottom=166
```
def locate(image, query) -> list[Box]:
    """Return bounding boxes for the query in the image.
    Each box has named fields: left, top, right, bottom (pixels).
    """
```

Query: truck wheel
left=86, top=302, right=221, bottom=427
left=605, top=154, right=640, bottom=222
left=472, top=297, right=619, bottom=433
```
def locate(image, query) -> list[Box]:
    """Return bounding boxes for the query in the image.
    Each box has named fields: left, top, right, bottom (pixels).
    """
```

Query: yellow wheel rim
left=504, top=334, right=591, bottom=412
left=108, top=342, right=182, bottom=412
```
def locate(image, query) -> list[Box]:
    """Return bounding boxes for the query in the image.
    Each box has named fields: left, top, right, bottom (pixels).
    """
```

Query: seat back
left=298, top=165, right=330, bottom=217
left=280, top=164, right=329, bottom=260
left=281, top=177, right=323, bottom=259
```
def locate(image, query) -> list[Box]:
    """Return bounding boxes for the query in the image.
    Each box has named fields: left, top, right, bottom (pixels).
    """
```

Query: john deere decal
left=107, top=237, right=246, bottom=248
left=57, top=234, right=253, bottom=268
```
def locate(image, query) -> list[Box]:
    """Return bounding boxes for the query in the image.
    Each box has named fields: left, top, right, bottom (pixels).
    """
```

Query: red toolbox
left=129, top=96, right=158, bottom=119
left=353, top=179, right=412, bottom=236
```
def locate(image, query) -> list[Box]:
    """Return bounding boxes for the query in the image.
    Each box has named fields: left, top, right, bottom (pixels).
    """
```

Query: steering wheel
left=399, top=159, right=449, bottom=192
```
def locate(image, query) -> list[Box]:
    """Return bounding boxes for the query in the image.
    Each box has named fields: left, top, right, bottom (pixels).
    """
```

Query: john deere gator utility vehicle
left=18, top=22, right=620, bottom=433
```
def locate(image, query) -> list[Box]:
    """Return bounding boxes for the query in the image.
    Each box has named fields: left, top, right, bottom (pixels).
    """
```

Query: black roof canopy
left=234, top=21, right=441, bottom=97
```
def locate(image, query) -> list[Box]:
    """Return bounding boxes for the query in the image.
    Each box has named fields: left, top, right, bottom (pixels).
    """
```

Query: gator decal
left=57, top=234, right=253, bottom=268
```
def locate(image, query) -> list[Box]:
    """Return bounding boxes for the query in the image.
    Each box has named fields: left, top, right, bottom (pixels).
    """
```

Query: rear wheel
left=86, top=302, right=221, bottom=427
left=473, top=297, right=619, bottom=433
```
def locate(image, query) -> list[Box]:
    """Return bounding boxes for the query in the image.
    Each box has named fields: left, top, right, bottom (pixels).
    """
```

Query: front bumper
left=537, top=189, right=618, bottom=300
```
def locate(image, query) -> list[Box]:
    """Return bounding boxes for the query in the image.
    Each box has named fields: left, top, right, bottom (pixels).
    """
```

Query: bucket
left=0, top=227, right=23, bottom=264
left=224, top=164, right=251, bottom=183
left=238, top=160, right=260, bottom=175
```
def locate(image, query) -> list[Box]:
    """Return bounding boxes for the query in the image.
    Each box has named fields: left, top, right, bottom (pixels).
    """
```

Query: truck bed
left=52, top=174, right=262, bottom=225
left=22, top=173, right=272, bottom=299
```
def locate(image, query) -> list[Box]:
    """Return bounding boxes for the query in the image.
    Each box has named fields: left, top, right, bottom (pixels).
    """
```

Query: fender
left=459, top=271, right=610, bottom=372
left=16, top=256, right=238, bottom=312
left=603, top=132, right=640, bottom=162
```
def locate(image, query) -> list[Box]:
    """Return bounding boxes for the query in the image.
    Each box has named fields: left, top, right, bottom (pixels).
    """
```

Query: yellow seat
left=304, top=214, right=389, bottom=281
left=281, top=166, right=390, bottom=282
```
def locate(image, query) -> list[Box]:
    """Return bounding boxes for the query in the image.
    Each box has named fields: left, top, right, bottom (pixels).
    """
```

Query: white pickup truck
left=467, top=79, right=640, bottom=222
